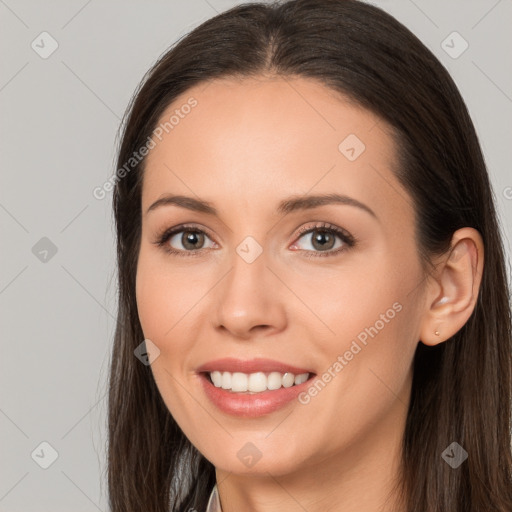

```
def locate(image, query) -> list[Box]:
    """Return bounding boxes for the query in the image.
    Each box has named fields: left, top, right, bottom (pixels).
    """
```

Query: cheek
left=289, top=257, right=405, bottom=342
left=135, top=256, right=170, bottom=342
left=301, top=251, right=421, bottom=394
left=135, top=252, right=202, bottom=424
left=135, top=249, right=202, bottom=345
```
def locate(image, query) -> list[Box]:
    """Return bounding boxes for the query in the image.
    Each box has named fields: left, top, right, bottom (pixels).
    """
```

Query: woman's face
left=136, top=76, right=427, bottom=477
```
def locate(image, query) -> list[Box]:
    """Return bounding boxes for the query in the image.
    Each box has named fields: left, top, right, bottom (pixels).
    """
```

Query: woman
left=107, top=1, right=512, bottom=511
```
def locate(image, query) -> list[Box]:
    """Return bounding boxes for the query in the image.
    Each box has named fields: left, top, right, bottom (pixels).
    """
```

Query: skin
left=135, top=76, right=484, bottom=512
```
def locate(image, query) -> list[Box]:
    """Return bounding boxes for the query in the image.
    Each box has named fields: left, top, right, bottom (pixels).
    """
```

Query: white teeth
left=211, top=371, right=222, bottom=387
left=294, top=373, right=309, bottom=385
left=282, top=372, right=295, bottom=388
left=231, top=372, right=248, bottom=392
left=267, top=371, right=282, bottom=390
left=209, top=370, right=310, bottom=393
left=221, top=371, right=231, bottom=389
left=248, top=372, right=267, bottom=392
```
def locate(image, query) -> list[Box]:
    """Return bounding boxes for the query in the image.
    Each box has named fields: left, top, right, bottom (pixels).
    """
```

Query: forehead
left=141, top=76, right=410, bottom=223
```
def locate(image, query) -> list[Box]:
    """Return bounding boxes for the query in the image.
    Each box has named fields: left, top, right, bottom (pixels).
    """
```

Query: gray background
left=1, top=0, right=511, bottom=510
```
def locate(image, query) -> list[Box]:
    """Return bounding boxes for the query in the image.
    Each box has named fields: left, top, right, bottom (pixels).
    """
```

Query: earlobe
left=419, top=228, right=484, bottom=346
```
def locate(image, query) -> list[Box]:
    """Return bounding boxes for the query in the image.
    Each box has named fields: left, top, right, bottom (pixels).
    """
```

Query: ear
left=419, top=227, right=484, bottom=346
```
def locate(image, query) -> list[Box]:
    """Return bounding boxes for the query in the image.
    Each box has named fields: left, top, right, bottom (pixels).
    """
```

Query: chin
left=202, top=437, right=312, bottom=477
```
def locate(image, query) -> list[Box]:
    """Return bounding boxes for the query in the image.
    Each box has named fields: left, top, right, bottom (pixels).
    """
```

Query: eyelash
left=153, top=222, right=356, bottom=258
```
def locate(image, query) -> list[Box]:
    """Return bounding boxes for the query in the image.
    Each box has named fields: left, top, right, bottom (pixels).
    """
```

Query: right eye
left=155, top=224, right=217, bottom=256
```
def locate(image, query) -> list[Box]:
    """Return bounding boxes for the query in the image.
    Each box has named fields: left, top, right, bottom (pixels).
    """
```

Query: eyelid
left=292, top=222, right=354, bottom=245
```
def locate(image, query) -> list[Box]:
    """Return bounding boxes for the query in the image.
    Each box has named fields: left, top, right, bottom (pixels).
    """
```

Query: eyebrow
left=146, top=193, right=377, bottom=219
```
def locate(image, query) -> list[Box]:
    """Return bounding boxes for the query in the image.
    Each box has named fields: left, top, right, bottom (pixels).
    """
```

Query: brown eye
left=309, top=229, right=336, bottom=251
left=155, top=224, right=216, bottom=256
left=292, top=223, right=354, bottom=256
left=180, top=230, right=206, bottom=250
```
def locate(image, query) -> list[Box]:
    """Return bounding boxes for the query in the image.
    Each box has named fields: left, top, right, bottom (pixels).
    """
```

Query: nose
left=213, top=244, right=288, bottom=340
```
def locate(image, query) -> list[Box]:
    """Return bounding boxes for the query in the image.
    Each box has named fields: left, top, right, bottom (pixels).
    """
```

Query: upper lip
left=196, top=357, right=315, bottom=375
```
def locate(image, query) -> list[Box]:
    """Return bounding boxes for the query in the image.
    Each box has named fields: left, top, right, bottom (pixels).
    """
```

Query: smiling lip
left=196, top=358, right=316, bottom=418
left=196, top=357, right=313, bottom=375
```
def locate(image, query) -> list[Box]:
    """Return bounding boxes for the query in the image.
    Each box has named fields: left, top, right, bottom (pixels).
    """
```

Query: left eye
left=291, top=226, right=352, bottom=254
left=166, top=229, right=216, bottom=252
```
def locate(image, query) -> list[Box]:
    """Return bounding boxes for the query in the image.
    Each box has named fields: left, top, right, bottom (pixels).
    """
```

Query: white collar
left=206, top=484, right=222, bottom=512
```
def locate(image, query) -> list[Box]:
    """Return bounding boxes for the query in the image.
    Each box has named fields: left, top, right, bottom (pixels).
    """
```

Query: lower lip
left=199, top=373, right=315, bottom=418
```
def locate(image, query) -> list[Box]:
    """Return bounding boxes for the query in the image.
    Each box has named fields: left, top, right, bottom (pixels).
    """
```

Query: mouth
left=195, top=358, right=317, bottom=417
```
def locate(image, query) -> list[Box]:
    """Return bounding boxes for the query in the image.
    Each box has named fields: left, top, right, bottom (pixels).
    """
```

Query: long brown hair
left=107, top=1, right=512, bottom=510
